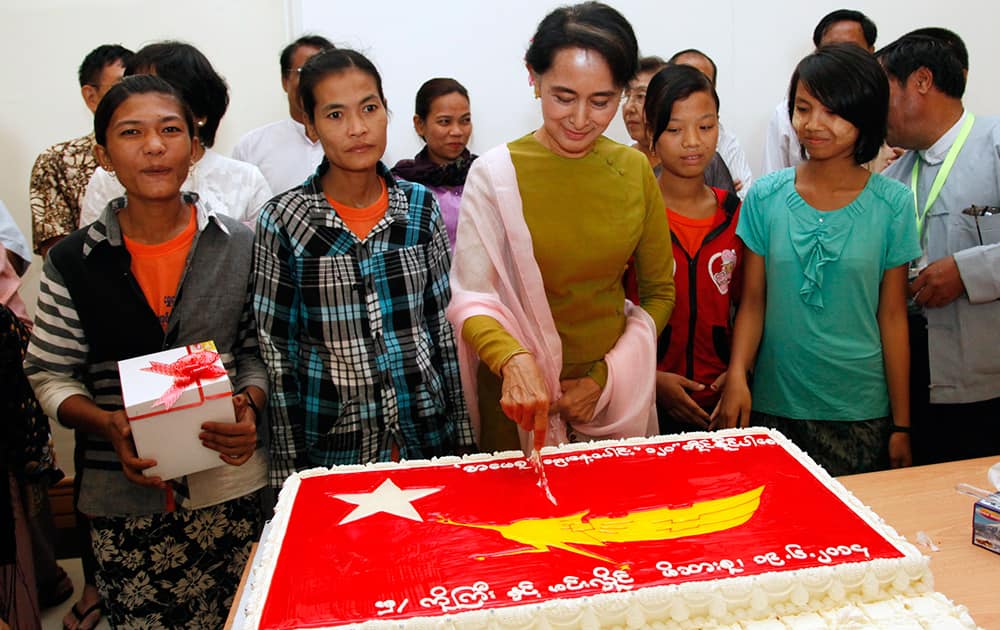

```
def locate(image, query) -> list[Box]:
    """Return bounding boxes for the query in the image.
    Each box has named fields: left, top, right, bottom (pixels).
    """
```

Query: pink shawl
left=0, top=244, right=29, bottom=326
left=446, top=145, right=656, bottom=452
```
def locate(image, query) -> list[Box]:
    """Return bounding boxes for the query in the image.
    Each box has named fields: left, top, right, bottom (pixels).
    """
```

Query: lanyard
left=910, top=113, right=976, bottom=238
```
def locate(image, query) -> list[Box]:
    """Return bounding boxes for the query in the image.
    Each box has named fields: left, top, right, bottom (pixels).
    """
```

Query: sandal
left=64, top=600, right=104, bottom=630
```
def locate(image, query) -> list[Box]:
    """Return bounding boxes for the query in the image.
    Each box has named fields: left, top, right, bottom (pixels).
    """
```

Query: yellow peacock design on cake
left=439, top=485, right=765, bottom=563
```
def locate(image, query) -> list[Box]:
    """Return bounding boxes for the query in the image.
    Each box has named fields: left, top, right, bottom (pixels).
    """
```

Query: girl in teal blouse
left=714, top=44, right=921, bottom=475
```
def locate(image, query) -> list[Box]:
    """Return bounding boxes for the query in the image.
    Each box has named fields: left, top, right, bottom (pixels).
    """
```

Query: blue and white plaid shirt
left=252, top=161, right=472, bottom=488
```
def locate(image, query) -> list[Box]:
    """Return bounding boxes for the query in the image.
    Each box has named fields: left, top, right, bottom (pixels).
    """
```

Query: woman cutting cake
left=447, top=1, right=675, bottom=452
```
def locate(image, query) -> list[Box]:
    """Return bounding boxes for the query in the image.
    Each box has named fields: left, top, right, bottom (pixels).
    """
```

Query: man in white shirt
left=668, top=48, right=753, bottom=198
left=760, top=9, right=877, bottom=174
left=232, top=35, right=335, bottom=194
left=878, top=32, right=1000, bottom=464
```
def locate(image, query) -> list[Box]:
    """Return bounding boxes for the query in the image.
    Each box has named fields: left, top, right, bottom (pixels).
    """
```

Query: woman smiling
left=448, top=1, right=675, bottom=453
left=24, top=75, right=268, bottom=627
left=392, top=78, right=476, bottom=251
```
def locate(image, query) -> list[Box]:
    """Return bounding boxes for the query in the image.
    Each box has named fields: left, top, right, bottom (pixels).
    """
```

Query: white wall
left=0, top=0, right=290, bottom=474
left=296, top=0, right=999, bottom=173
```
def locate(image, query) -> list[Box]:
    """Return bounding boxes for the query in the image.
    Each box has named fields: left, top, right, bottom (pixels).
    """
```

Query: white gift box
left=118, top=340, right=234, bottom=481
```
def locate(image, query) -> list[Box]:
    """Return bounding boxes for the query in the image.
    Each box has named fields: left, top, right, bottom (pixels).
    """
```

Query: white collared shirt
left=918, top=109, right=968, bottom=165
left=909, top=110, right=968, bottom=269
left=717, top=122, right=753, bottom=199
left=232, top=118, right=326, bottom=194
left=761, top=97, right=803, bottom=175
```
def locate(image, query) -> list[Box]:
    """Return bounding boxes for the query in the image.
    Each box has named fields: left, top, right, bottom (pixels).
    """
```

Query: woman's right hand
left=105, top=410, right=164, bottom=489
left=656, top=372, right=710, bottom=429
left=710, top=374, right=752, bottom=429
left=499, top=353, right=549, bottom=449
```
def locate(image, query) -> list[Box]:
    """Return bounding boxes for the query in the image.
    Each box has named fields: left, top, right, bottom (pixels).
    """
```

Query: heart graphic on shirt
left=708, top=249, right=738, bottom=295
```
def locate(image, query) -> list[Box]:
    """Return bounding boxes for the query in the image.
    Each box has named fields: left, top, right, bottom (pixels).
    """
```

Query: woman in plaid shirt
left=252, top=49, right=473, bottom=488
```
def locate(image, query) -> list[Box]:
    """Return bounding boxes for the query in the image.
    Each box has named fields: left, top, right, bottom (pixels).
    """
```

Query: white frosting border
left=238, top=427, right=933, bottom=629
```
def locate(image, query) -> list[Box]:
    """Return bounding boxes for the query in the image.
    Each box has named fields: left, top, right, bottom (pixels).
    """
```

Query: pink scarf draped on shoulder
left=0, top=243, right=30, bottom=327
left=446, top=145, right=656, bottom=453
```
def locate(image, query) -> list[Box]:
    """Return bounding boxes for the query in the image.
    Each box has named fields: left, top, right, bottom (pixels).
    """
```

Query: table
left=839, top=457, right=999, bottom=628
left=226, top=457, right=1000, bottom=629
left=225, top=543, right=258, bottom=629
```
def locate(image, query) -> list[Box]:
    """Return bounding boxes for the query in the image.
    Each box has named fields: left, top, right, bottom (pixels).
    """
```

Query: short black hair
left=667, top=49, right=718, bottom=84
left=94, top=74, right=195, bottom=148
left=876, top=34, right=966, bottom=99
left=299, top=48, right=386, bottom=124
left=637, top=55, right=667, bottom=75
left=788, top=43, right=888, bottom=164
left=78, top=44, right=134, bottom=87
left=904, top=27, right=968, bottom=71
left=812, top=9, right=877, bottom=48
left=525, top=1, right=639, bottom=89
left=280, top=34, right=336, bottom=76
left=414, top=78, right=469, bottom=120
left=645, top=64, right=719, bottom=147
left=125, top=41, right=229, bottom=148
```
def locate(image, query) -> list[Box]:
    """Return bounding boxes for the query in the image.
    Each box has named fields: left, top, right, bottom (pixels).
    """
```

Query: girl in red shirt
left=644, top=64, right=743, bottom=433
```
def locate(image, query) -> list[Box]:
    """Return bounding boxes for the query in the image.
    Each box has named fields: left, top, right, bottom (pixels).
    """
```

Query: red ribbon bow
left=141, top=350, right=227, bottom=410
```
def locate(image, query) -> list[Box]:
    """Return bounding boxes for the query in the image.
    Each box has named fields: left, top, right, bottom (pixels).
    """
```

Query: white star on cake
left=331, top=479, right=442, bottom=525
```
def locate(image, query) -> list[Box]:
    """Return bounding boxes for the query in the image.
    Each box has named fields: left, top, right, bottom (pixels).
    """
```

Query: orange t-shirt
left=667, top=208, right=719, bottom=257
left=123, top=207, right=197, bottom=330
left=325, top=179, right=389, bottom=240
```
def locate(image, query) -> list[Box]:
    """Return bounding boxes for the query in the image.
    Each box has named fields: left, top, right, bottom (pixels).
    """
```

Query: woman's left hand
left=554, top=377, right=602, bottom=425
left=200, top=390, right=261, bottom=466
left=888, top=432, right=912, bottom=468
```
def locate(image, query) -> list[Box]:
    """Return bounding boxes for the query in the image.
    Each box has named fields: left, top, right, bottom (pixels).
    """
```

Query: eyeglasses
left=961, top=205, right=1000, bottom=245
left=623, top=90, right=646, bottom=104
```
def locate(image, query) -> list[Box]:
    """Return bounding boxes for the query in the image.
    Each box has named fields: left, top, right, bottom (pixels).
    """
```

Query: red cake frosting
left=250, top=430, right=924, bottom=629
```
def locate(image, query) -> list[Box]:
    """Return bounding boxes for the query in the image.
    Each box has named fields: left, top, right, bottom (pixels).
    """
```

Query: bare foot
left=62, top=583, right=102, bottom=630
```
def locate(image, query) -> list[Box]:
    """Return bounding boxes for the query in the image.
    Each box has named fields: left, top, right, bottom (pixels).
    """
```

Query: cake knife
left=530, top=428, right=557, bottom=505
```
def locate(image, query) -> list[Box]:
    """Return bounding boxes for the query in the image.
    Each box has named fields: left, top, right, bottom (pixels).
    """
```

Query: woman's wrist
left=102, top=408, right=123, bottom=441
left=237, top=386, right=265, bottom=416
left=499, top=351, right=532, bottom=377
left=725, top=365, right=750, bottom=387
